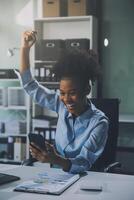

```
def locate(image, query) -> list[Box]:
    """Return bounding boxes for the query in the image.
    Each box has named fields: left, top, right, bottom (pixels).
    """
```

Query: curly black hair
left=52, top=48, right=100, bottom=88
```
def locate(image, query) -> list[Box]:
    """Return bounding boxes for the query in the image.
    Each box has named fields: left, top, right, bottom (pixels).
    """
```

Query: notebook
left=0, top=173, right=20, bottom=185
left=14, top=170, right=80, bottom=195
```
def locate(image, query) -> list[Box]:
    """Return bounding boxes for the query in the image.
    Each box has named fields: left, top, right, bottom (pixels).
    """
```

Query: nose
left=63, top=94, right=71, bottom=103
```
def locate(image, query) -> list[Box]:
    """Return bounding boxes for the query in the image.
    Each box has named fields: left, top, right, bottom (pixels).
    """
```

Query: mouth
left=66, top=103, right=75, bottom=110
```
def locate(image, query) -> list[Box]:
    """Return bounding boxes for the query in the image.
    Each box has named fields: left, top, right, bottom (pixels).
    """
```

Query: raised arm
left=20, top=30, right=36, bottom=74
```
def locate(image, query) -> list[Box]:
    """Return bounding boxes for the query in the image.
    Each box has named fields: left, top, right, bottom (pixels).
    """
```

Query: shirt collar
left=66, top=100, right=95, bottom=128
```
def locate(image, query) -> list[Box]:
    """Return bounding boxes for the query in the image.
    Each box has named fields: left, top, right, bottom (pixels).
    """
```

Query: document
left=14, top=170, right=80, bottom=195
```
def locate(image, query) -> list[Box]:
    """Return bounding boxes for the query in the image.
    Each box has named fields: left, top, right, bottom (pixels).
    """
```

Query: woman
left=18, top=31, right=108, bottom=174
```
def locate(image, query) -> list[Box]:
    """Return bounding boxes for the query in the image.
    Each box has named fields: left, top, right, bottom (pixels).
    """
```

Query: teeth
left=66, top=104, right=75, bottom=108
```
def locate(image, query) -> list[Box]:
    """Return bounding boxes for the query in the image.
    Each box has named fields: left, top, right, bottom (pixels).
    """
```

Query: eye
left=69, top=92, right=77, bottom=96
left=60, top=90, right=78, bottom=97
left=60, top=92, right=65, bottom=96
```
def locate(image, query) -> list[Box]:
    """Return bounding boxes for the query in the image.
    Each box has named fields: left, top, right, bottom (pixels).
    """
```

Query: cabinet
left=34, top=16, right=98, bottom=50
left=0, top=78, right=31, bottom=163
left=32, top=15, right=98, bottom=125
left=116, top=115, right=134, bottom=173
left=118, top=115, right=134, bottom=148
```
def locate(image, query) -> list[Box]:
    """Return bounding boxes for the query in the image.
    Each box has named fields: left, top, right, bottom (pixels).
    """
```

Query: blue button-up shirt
left=16, top=69, right=109, bottom=174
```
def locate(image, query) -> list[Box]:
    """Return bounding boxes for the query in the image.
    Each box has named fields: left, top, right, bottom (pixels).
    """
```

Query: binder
left=14, top=137, right=26, bottom=161
left=7, top=136, right=14, bottom=160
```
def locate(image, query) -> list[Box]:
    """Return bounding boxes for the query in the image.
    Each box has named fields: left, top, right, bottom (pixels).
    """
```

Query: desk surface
left=0, top=164, right=134, bottom=200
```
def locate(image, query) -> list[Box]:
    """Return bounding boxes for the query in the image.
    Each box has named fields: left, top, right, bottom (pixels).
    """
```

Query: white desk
left=0, top=164, right=134, bottom=200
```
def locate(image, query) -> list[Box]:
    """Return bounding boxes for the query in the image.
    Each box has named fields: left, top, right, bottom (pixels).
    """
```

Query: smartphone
left=28, top=133, right=46, bottom=151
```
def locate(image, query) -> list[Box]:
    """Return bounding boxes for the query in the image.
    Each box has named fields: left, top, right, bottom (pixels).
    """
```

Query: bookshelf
left=0, top=77, right=31, bottom=164
left=32, top=15, right=98, bottom=128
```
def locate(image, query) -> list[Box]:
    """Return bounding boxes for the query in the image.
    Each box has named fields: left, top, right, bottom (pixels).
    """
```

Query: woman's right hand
left=29, top=142, right=59, bottom=164
left=21, top=30, right=37, bottom=49
left=20, top=30, right=37, bottom=73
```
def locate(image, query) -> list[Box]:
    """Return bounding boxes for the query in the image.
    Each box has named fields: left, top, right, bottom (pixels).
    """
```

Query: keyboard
left=0, top=173, right=20, bottom=185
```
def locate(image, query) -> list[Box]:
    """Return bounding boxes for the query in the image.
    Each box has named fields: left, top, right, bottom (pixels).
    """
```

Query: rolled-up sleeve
left=69, top=118, right=109, bottom=174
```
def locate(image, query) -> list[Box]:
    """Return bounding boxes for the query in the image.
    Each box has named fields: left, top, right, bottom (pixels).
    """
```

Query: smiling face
left=59, top=77, right=88, bottom=116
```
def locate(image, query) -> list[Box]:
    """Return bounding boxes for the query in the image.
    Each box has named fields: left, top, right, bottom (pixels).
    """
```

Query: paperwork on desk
left=14, top=170, right=80, bottom=195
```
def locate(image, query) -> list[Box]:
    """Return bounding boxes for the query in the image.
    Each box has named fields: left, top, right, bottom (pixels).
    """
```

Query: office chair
left=90, top=98, right=121, bottom=173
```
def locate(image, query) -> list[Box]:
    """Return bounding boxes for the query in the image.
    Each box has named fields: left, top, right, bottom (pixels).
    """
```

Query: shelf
left=0, top=106, right=27, bottom=110
left=0, top=79, right=19, bottom=82
left=119, top=114, right=134, bottom=123
left=0, top=134, right=27, bottom=138
left=37, top=82, right=59, bottom=90
left=39, top=81, right=59, bottom=85
left=117, top=146, right=134, bottom=152
left=34, top=15, right=94, bottom=23
left=0, top=80, right=30, bottom=164
left=34, top=60, right=56, bottom=63
left=34, top=15, right=98, bottom=50
left=0, top=158, right=21, bottom=165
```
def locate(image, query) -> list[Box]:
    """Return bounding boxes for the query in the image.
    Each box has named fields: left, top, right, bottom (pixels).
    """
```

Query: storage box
left=65, top=38, right=90, bottom=50
left=42, top=0, right=67, bottom=17
left=35, top=39, right=65, bottom=61
left=68, top=0, right=97, bottom=16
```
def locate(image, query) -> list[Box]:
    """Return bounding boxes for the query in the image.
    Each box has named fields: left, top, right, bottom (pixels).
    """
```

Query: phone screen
left=28, top=133, right=46, bottom=151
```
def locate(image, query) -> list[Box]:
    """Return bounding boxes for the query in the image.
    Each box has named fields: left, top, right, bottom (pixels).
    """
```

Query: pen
left=80, top=187, right=102, bottom=192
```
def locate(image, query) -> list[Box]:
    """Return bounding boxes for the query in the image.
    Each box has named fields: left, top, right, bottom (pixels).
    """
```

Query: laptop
left=0, top=173, right=20, bottom=185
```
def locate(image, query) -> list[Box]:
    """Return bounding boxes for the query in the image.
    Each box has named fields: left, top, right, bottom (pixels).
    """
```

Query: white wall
left=0, top=0, right=33, bottom=69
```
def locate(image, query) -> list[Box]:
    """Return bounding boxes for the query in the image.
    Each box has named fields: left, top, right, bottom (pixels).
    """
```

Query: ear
left=81, top=85, right=91, bottom=97
left=85, top=85, right=91, bottom=95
